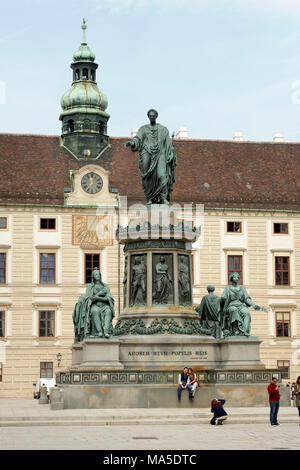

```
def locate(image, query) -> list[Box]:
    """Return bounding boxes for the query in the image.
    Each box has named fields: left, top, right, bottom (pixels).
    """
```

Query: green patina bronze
left=178, top=255, right=192, bottom=306
left=130, top=255, right=147, bottom=306
left=72, top=267, right=115, bottom=342
left=114, top=317, right=212, bottom=336
left=123, top=240, right=186, bottom=252
left=125, top=109, right=176, bottom=205
left=123, top=257, right=128, bottom=308
left=221, top=272, right=267, bottom=337
left=196, top=285, right=222, bottom=339
left=153, top=255, right=173, bottom=305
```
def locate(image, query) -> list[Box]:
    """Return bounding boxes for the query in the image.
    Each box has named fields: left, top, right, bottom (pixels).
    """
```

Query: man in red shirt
left=267, top=377, right=280, bottom=426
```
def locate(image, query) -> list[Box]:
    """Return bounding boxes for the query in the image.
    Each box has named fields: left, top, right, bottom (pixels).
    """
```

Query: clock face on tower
left=81, top=172, right=103, bottom=194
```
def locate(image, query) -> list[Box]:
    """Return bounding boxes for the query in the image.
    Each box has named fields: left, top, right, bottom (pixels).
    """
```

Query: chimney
left=131, top=128, right=138, bottom=138
left=233, top=132, right=243, bottom=141
left=273, top=133, right=284, bottom=142
left=175, top=126, right=188, bottom=139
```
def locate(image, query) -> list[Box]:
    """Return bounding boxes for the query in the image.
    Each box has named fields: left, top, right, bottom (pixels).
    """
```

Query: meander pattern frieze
left=57, top=369, right=281, bottom=386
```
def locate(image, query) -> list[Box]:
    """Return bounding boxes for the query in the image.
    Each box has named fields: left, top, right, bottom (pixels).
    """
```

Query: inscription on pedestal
left=125, top=349, right=208, bottom=361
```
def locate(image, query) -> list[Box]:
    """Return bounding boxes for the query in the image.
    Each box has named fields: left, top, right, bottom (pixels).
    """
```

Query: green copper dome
left=61, top=82, right=108, bottom=112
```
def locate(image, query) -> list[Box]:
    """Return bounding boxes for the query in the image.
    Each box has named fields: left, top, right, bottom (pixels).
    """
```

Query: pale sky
left=1, top=0, right=300, bottom=141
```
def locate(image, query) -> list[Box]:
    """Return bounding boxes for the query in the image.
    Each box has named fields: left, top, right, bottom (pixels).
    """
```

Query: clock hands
left=88, top=176, right=94, bottom=188
left=81, top=173, right=103, bottom=194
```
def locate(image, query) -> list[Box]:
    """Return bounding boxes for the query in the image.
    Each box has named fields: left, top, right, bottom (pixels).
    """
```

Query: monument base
left=70, top=335, right=264, bottom=370
left=56, top=336, right=279, bottom=409
left=56, top=368, right=282, bottom=409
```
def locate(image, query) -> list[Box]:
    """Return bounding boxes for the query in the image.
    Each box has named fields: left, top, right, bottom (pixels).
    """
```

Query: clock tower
left=59, top=19, right=110, bottom=159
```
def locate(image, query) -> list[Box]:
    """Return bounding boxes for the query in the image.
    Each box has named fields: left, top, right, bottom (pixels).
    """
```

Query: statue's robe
left=131, top=123, right=176, bottom=203
left=72, top=282, right=115, bottom=341
left=178, top=262, right=190, bottom=299
left=196, top=293, right=221, bottom=332
left=220, top=285, right=252, bottom=336
left=153, top=262, right=170, bottom=303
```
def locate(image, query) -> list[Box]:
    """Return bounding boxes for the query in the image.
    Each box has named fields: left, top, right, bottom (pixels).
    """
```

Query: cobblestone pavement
left=0, top=423, right=299, bottom=450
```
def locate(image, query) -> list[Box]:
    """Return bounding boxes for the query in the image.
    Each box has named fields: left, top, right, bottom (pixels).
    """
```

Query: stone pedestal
left=58, top=368, right=282, bottom=409
left=56, top=211, right=279, bottom=409
left=72, top=338, right=124, bottom=369
left=39, top=386, right=49, bottom=404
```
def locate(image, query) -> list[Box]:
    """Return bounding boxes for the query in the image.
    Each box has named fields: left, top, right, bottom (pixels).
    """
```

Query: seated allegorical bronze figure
left=72, top=267, right=115, bottom=342
left=196, top=285, right=221, bottom=339
left=221, top=272, right=266, bottom=337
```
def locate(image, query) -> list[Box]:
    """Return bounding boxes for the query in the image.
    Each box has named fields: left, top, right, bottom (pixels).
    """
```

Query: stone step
left=0, top=410, right=296, bottom=422
left=0, top=416, right=298, bottom=427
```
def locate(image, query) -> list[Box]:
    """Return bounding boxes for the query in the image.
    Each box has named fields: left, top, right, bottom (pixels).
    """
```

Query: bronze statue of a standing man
left=125, top=109, right=176, bottom=205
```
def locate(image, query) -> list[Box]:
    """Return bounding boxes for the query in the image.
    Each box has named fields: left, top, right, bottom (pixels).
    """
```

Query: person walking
left=177, top=367, right=192, bottom=401
left=210, top=398, right=228, bottom=425
left=294, top=376, right=300, bottom=423
left=267, top=377, right=280, bottom=426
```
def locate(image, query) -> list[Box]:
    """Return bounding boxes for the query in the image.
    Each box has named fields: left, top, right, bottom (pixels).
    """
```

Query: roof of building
left=0, top=133, right=300, bottom=210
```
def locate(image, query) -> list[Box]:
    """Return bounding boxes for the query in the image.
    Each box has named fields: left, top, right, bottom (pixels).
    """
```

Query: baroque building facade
left=0, top=24, right=300, bottom=397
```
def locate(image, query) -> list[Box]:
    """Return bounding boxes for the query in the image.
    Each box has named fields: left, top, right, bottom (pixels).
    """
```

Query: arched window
left=67, top=120, right=74, bottom=133
left=82, top=68, right=88, bottom=80
left=75, top=69, right=80, bottom=81
left=91, top=70, right=95, bottom=81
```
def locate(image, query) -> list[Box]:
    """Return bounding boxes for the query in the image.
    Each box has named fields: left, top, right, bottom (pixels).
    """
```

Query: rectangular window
left=0, top=253, right=6, bottom=284
left=228, top=255, right=243, bottom=284
left=0, top=217, right=7, bottom=229
left=0, top=363, right=2, bottom=382
left=275, top=256, right=290, bottom=286
left=85, top=253, right=100, bottom=284
left=39, top=311, right=55, bottom=337
left=40, top=218, right=56, bottom=230
left=277, top=360, right=290, bottom=379
left=40, top=362, right=53, bottom=378
left=227, top=221, right=242, bottom=233
left=40, top=253, right=55, bottom=284
left=0, top=311, right=5, bottom=337
left=276, top=312, right=290, bottom=337
left=274, top=223, right=288, bottom=234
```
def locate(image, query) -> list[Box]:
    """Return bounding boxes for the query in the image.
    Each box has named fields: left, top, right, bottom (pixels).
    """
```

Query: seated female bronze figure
left=72, top=267, right=115, bottom=342
left=221, top=272, right=266, bottom=337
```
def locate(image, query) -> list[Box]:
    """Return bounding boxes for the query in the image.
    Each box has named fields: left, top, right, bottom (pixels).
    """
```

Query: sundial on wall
left=81, top=172, right=103, bottom=194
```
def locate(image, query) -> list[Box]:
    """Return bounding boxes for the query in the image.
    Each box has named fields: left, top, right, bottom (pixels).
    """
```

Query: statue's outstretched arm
left=245, top=296, right=267, bottom=312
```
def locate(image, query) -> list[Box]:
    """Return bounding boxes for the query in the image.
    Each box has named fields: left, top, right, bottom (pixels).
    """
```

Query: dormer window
left=68, top=120, right=74, bottom=133
left=82, top=68, right=89, bottom=80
